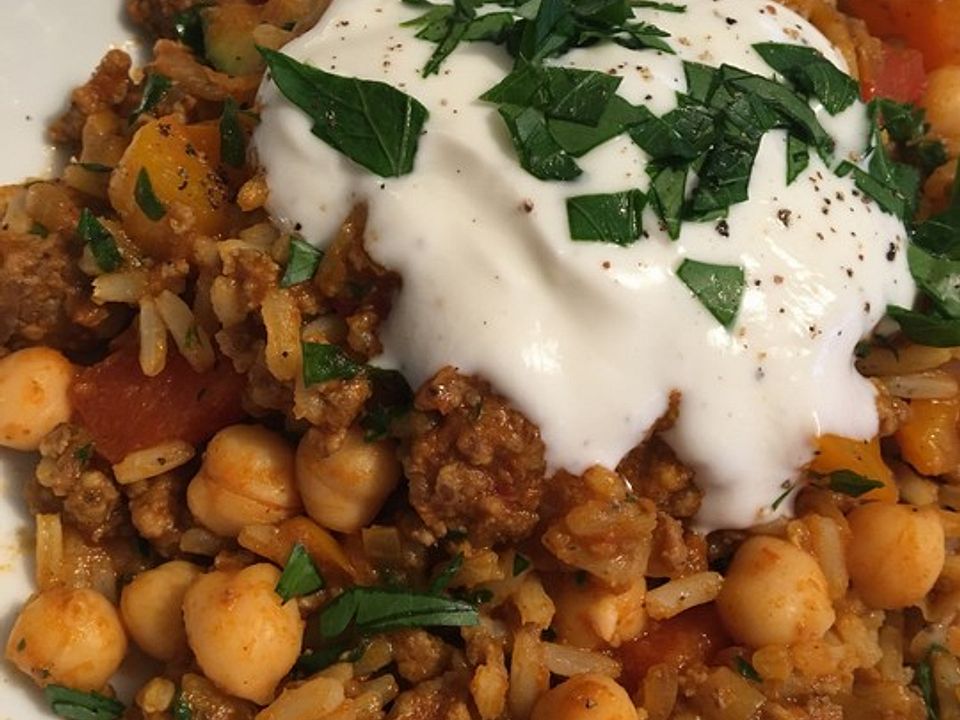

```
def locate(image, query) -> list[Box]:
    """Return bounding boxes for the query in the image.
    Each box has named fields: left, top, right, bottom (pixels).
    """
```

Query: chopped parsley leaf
left=260, top=47, right=429, bottom=178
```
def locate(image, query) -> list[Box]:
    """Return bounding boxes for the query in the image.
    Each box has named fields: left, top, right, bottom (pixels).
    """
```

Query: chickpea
left=531, top=673, right=637, bottom=720
left=552, top=575, right=645, bottom=649
left=923, top=66, right=960, bottom=150
left=846, top=503, right=945, bottom=610
left=5, top=587, right=126, bottom=691
left=187, top=424, right=301, bottom=537
left=716, top=536, right=834, bottom=648
left=120, top=560, right=202, bottom=661
left=182, top=564, right=304, bottom=705
left=296, top=427, right=401, bottom=533
left=0, top=347, right=73, bottom=451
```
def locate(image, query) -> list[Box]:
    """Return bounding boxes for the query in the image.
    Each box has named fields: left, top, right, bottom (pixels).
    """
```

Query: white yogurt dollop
left=254, top=0, right=916, bottom=529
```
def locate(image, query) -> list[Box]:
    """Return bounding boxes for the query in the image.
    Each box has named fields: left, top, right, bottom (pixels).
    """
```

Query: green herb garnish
left=130, top=73, right=173, bottom=122
left=318, top=587, right=479, bottom=638
left=29, top=222, right=49, bottom=238
left=172, top=693, right=192, bottom=720
left=497, top=104, right=582, bottom=180
left=734, top=657, right=762, bottom=682
left=44, top=685, right=124, bottom=720
left=76, top=162, right=113, bottom=173
left=219, top=98, right=246, bottom=168
left=825, top=470, right=884, bottom=497
left=361, top=368, right=414, bottom=442
left=134, top=168, right=167, bottom=221
left=173, top=6, right=208, bottom=57
left=260, top=47, right=429, bottom=178
left=753, top=43, right=858, bottom=115
left=276, top=543, right=325, bottom=602
left=771, top=482, right=795, bottom=511
left=566, top=189, right=646, bottom=245
left=280, top=236, right=324, bottom=287
left=676, top=259, right=745, bottom=328
left=513, top=553, right=531, bottom=576
left=301, top=342, right=364, bottom=386
left=77, top=209, right=122, bottom=272
left=429, top=552, right=464, bottom=594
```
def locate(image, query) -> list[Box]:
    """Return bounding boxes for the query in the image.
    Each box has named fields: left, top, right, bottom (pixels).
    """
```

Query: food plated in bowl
left=2, top=0, right=960, bottom=718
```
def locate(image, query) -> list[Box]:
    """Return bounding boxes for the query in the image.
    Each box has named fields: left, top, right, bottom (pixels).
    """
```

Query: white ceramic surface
left=0, top=2, right=142, bottom=716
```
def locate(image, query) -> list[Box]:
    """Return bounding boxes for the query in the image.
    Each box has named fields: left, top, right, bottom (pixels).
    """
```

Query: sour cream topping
left=254, top=0, right=916, bottom=529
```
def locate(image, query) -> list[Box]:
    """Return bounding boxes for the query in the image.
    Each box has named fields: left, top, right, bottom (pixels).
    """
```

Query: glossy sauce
left=254, top=0, right=915, bottom=529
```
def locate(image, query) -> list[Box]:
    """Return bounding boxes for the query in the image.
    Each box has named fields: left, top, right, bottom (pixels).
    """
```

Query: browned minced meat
left=126, top=474, right=188, bottom=557
left=49, top=49, right=132, bottom=146
left=647, top=511, right=708, bottom=579
left=0, top=231, right=114, bottom=354
left=617, top=395, right=703, bottom=519
left=388, top=671, right=473, bottom=720
left=316, top=205, right=399, bottom=359
left=28, top=425, right=126, bottom=543
left=391, top=629, right=454, bottom=684
left=540, top=466, right=656, bottom=591
left=402, top=367, right=546, bottom=548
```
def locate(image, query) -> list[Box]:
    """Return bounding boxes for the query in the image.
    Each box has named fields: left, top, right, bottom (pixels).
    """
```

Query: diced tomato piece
left=842, top=0, right=960, bottom=71
left=70, top=345, right=247, bottom=463
left=617, top=604, right=730, bottom=693
left=861, top=44, right=927, bottom=103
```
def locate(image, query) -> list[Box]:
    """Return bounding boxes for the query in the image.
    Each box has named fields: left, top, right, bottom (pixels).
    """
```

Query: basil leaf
left=647, top=163, right=687, bottom=240
left=276, top=543, right=325, bottom=602
left=302, top=342, right=364, bottom=386
left=77, top=209, right=122, bottom=272
left=726, top=72, right=833, bottom=156
left=463, top=11, right=516, bottom=41
left=44, top=685, right=124, bottom=720
left=548, top=95, right=648, bottom=157
left=683, top=61, right=717, bottom=104
left=887, top=305, right=960, bottom=347
left=30, top=222, right=49, bottom=238
left=753, top=43, right=858, bottom=115
left=429, top=552, right=464, bottom=594
left=566, top=189, right=646, bottom=245
left=280, top=236, right=324, bottom=287
left=913, top=160, right=960, bottom=258
left=513, top=553, right=531, bottom=576
left=319, top=587, right=479, bottom=637
left=219, top=97, right=246, bottom=168
left=629, top=102, right=714, bottom=161
left=676, top=258, right=745, bottom=328
left=130, top=73, right=173, bottom=123
left=735, top=657, right=762, bottom=682
left=908, top=244, right=960, bottom=318
left=516, top=0, right=575, bottom=62
left=874, top=97, right=927, bottom=144
left=482, top=65, right=622, bottom=126
left=826, top=470, right=884, bottom=497
left=786, top=133, right=809, bottom=184
left=173, top=6, right=208, bottom=57
left=422, top=11, right=471, bottom=75
left=610, top=21, right=673, bottom=53
left=497, top=104, right=582, bottom=181
left=134, top=168, right=167, bottom=221
left=632, top=1, right=685, bottom=11
left=260, top=48, right=429, bottom=178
